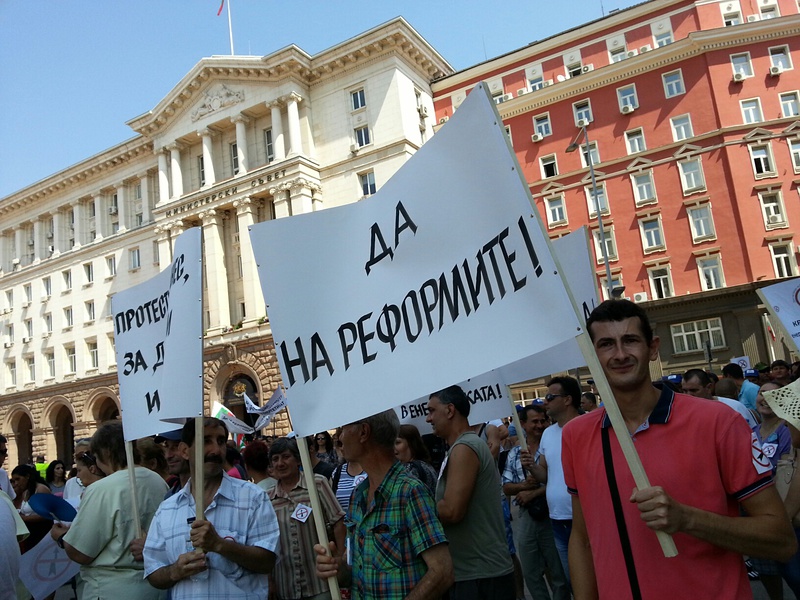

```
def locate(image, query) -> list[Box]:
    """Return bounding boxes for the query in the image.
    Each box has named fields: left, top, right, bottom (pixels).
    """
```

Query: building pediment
left=673, top=143, right=703, bottom=158
left=191, top=84, right=246, bottom=122
left=742, top=127, right=774, bottom=141
left=627, top=157, right=653, bottom=171
left=127, top=17, right=452, bottom=140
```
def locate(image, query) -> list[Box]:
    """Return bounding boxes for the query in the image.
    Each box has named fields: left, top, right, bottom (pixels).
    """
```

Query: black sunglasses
left=544, top=393, right=569, bottom=402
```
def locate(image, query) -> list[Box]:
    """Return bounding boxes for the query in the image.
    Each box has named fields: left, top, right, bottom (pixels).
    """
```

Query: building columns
left=271, top=187, right=290, bottom=218
left=93, top=194, right=106, bottom=240
left=232, top=115, right=249, bottom=174
left=167, top=143, right=184, bottom=199
left=51, top=211, right=64, bottom=257
left=199, top=129, right=217, bottom=188
left=200, top=210, right=230, bottom=329
left=234, top=197, right=263, bottom=320
left=115, top=183, right=128, bottom=234
left=155, top=226, right=172, bottom=270
left=269, top=102, right=286, bottom=162
left=286, top=93, right=302, bottom=157
left=72, top=201, right=85, bottom=249
left=14, top=228, right=24, bottom=265
left=139, top=172, right=152, bottom=225
left=290, top=179, right=314, bottom=215
left=157, top=149, right=170, bottom=204
left=32, top=219, right=43, bottom=264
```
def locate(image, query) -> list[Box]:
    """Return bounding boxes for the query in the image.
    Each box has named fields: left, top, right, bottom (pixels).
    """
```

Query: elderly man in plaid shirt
left=143, top=417, right=280, bottom=599
left=314, top=409, right=453, bottom=599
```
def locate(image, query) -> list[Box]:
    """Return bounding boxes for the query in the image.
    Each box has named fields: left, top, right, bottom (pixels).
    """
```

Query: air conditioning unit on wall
left=633, top=292, right=649, bottom=303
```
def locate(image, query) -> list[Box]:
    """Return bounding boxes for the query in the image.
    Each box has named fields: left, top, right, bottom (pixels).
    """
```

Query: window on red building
left=632, top=171, right=657, bottom=205
left=769, top=46, right=792, bottom=71
left=540, top=155, right=558, bottom=178
left=648, top=266, right=673, bottom=299
left=580, top=142, right=600, bottom=168
left=617, top=85, right=638, bottom=111
left=688, top=204, right=716, bottom=241
left=671, top=114, right=693, bottom=142
left=679, top=158, right=705, bottom=193
left=789, top=140, right=800, bottom=172
left=759, top=191, right=787, bottom=228
left=533, top=114, right=552, bottom=137
left=780, top=92, right=800, bottom=117
left=585, top=183, right=608, bottom=217
left=545, top=196, right=567, bottom=227
left=573, top=100, right=593, bottom=125
left=749, top=144, right=776, bottom=178
left=640, top=217, right=665, bottom=252
left=769, top=243, right=797, bottom=278
left=671, top=317, right=725, bottom=353
left=741, top=98, right=763, bottom=124
left=592, top=227, right=618, bottom=262
left=697, top=256, right=725, bottom=290
left=723, top=11, right=742, bottom=26
left=731, top=53, right=754, bottom=78
left=625, top=129, right=646, bottom=154
left=662, top=70, right=685, bottom=98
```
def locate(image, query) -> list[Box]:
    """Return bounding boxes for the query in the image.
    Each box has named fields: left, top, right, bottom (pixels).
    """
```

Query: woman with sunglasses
left=314, top=431, right=338, bottom=465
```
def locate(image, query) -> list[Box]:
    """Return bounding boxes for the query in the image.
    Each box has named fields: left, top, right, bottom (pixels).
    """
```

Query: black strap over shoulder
left=601, top=426, right=642, bottom=600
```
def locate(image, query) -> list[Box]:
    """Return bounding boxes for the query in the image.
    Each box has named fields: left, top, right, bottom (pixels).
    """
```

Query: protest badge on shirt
left=291, top=503, right=312, bottom=523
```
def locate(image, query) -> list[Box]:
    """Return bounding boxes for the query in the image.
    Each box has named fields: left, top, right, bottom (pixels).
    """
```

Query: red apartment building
left=432, top=0, right=800, bottom=384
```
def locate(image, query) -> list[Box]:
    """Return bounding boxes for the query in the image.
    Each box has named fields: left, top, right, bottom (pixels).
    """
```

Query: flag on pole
left=217, top=0, right=225, bottom=16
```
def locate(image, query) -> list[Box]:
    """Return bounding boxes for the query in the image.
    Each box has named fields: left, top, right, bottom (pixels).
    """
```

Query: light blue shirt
left=143, top=473, right=280, bottom=599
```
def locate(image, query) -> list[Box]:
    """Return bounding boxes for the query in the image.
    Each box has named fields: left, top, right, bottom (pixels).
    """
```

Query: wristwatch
left=56, top=534, right=66, bottom=549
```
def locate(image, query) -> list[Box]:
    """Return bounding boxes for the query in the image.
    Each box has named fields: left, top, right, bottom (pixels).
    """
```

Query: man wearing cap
left=771, top=360, right=793, bottom=386
left=722, top=363, right=760, bottom=413
left=157, top=429, right=191, bottom=497
left=564, top=300, right=795, bottom=599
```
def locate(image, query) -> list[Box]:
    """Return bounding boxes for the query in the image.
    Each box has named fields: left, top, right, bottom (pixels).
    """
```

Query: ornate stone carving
left=191, top=85, right=245, bottom=122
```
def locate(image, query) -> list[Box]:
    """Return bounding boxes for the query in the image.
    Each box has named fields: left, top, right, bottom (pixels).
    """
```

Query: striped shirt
left=143, top=473, right=280, bottom=600
left=333, top=463, right=368, bottom=513
left=349, top=461, right=448, bottom=600
left=268, top=472, right=344, bottom=599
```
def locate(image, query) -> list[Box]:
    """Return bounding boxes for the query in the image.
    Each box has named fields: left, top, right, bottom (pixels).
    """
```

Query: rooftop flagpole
left=217, top=0, right=234, bottom=55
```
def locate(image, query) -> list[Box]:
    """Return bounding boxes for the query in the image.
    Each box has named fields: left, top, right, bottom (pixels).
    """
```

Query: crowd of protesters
left=3, top=300, right=800, bottom=599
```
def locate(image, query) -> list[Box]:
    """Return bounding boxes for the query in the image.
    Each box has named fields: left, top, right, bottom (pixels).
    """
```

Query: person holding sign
left=314, top=409, right=453, bottom=600
left=563, top=300, right=796, bottom=599
left=427, top=385, right=515, bottom=600
left=51, top=421, right=168, bottom=599
left=143, top=417, right=279, bottom=599
left=267, top=437, right=345, bottom=600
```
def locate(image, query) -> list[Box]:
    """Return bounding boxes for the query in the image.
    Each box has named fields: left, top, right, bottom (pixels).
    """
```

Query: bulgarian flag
left=217, top=0, right=225, bottom=16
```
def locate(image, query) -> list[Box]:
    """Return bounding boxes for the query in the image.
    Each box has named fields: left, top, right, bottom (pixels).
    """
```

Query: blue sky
left=0, top=0, right=640, bottom=198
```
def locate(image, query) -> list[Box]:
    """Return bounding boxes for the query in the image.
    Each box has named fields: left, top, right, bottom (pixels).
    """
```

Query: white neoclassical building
left=0, top=18, right=452, bottom=465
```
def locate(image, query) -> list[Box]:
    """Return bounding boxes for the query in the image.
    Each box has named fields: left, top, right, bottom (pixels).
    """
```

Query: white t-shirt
left=0, top=496, right=20, bottom=600
left=715, top=396, right=758, bottom=430
left=539, top=422, right=572, bottom=520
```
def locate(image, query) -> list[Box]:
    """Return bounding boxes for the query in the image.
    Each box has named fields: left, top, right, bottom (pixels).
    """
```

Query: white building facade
left=0, top=18, right=451, bottom=465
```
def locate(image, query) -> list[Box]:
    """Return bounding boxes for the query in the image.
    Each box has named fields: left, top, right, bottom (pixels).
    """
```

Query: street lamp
left=566, top=123, right=616, bottom=300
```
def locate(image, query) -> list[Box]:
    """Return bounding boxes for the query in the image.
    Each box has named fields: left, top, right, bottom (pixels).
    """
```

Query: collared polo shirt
left=348, top=460, right=447, bottom=600
left=268, top=472, right=344, bottom=599
left=143, top=473, right=280, bottom=600
left=563, top=387, right=773, bottom=600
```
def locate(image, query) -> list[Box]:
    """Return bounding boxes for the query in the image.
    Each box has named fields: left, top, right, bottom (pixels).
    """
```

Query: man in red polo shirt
left=563, top=300, right=796, bottom=600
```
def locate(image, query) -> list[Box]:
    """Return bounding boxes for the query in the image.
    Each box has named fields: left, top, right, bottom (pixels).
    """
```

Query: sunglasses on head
left=76, top=451, right=97, bottom=464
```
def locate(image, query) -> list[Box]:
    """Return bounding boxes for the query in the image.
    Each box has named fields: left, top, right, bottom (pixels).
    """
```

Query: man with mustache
left=144, top=417, right=280, bottom=599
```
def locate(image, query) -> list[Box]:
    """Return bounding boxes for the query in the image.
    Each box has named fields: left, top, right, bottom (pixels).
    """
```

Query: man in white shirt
left=682, top=369, right=758, bottom=429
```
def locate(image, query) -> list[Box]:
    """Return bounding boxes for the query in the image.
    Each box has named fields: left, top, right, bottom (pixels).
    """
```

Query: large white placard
left=396, top=228, right=598, bottom=433
left=111, top=228, right=204, bottom=441
left=18, top=534, right=80, bottom=600
left=758, top=278, right=800, bottom=349
left=250, top=84, right=582, bottom=435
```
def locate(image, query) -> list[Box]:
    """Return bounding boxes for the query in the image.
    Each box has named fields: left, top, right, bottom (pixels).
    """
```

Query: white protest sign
left=758, top=279, right=800, bottom=353
left=730, top=355, right=752, bottom=371
left=396, top=227, right=598, bottom=433
left=250, top=83, right=582, bottom=436
left=18, top=534, right=80, bottom=600
left=111, top=228, right=204, bottom=441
